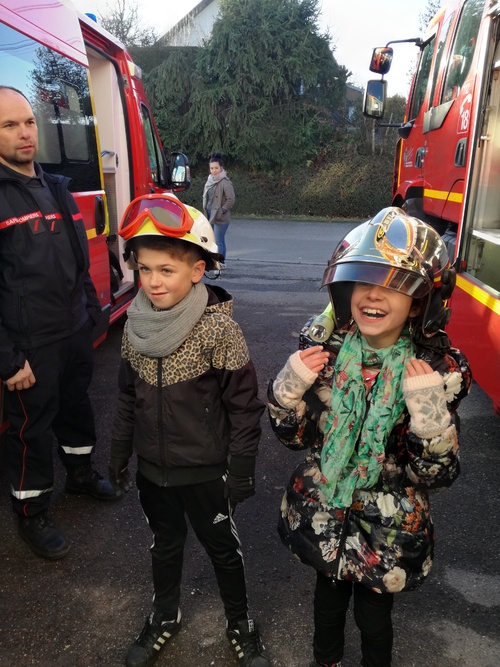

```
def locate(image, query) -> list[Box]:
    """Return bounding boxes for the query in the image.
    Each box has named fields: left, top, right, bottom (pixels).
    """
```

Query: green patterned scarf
left=320, top=325, right=414, bottom=508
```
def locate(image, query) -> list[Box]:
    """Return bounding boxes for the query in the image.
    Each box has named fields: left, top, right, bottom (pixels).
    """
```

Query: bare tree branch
left=99, top=0, right=158, bottom=47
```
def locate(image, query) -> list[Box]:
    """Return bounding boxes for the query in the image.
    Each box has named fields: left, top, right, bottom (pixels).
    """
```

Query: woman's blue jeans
left=211, top=222, right=229, bottom=260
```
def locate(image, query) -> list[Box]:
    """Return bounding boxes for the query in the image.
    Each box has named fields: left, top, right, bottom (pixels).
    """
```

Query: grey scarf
left=126, top=283, right=209, bottom=357
left=202, top=168, right=227, bottom=211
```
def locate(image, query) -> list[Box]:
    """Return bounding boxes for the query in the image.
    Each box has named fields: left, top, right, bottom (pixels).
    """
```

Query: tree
left=356, top=94, right=406, bottom=157
left=145, top=47, right=199, bottom=158
left=99, top=0, right=158, bottom=47
left=406, top=0, right=442, bottom=90
left=419, top=0, right=442, bottom=34
left=146, top=0, right=348, bottom=169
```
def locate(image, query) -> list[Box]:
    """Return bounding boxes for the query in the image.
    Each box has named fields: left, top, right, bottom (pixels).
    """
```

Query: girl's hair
left=209, top=152, right=224, bottom=167
left=127, top=235, right=207, bottom=267
left=409, top=296, right=428, bottom=343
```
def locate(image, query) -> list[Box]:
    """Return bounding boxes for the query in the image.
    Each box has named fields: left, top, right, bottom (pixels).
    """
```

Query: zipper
left=21, top=179, right=73, bottom=327
left=156, top=358, right=167, bottom=478
left=18, top=295, right=31, bottom=338
left=204, top=405, right=222, bottom=449
left=332, top=507, right=351, bottom=580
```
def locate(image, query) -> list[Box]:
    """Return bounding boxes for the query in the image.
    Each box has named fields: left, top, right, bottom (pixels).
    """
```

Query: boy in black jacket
left=109, top=194, right=269, bottom=667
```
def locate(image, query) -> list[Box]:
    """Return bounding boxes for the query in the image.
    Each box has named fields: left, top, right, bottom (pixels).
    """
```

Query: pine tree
left=146, top=0, right=348, bottom=169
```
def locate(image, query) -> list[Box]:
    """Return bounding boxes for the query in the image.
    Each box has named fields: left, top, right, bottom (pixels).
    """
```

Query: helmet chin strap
left=421, top=263, right=456, bottom=336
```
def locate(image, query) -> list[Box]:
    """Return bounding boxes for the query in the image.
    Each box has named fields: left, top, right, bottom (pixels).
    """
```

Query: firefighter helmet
left=119, top=193, right=222, bottom=270
left=321, top=206, right=456, bottom=336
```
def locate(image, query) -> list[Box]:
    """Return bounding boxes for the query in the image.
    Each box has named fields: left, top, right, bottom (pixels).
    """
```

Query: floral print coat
left=268, top=325, right=472, bottom=594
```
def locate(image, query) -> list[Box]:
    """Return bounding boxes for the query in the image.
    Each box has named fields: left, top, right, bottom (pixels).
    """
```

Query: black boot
left=18, top=511, right=71, bottom=560
left=65, top=464, right=122, bottom=501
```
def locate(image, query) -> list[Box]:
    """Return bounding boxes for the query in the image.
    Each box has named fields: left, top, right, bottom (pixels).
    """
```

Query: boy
left=109, top=194, right=269, bottom=667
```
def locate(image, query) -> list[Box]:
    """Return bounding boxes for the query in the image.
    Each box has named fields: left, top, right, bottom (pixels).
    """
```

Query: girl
left=268, top=207, right=472, bottom=667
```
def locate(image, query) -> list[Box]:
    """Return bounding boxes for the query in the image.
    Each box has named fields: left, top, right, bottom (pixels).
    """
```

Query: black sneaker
left=65, top=464, right=122, bottom=501
left=18, top=511, right=71, bottom=560
left=309, top=661, right=342, bottom=667
left=226, top=618, right=270, bottom=667
left=125, top=610, right=182, bottom=667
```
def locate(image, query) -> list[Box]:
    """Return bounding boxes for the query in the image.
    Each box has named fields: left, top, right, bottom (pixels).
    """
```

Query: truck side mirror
left=369, top=47, right=394, bottom=75
left=170, top=152, right=191, bottom=191
left=363, top=80, right=387, bottom=119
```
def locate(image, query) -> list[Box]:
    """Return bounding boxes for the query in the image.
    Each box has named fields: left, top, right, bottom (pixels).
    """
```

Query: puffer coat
left=268, top=324, right=472, bottom=594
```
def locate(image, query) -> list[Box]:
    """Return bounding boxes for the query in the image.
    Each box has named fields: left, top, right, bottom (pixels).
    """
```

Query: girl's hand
left=300, top=346, right=330, bottom=373
left=405, top=357, right=434, bottom=378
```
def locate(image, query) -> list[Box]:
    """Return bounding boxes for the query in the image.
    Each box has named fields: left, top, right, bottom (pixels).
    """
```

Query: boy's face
left=136, top=247, right=205, bottom=309
left=351, top=282, right=415, bottom=349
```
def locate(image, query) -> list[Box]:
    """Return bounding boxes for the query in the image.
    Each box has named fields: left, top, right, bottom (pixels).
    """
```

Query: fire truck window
left=442, top=0, right=483, bottom=103
left=429, top=14, right=454, bottom=107
left=141, top=104, right=166, bottom=188
left=58, top=83, right=89, bottom=161
left=0, top=23, right=100, bottom=193
left=408, top=38, right=435, bottom=121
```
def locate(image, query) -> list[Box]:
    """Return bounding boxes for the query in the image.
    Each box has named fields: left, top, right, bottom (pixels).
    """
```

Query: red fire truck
left=0, top=0, right=190, bottom=425
left=364, top=0, right=500, bottom=414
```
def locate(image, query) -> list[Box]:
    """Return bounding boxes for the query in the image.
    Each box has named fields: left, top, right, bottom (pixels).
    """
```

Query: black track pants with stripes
left=137, top=471, right=249, bottom=625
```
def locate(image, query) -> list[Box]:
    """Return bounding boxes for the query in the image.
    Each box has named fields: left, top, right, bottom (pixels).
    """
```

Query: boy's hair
left=127, top=235, right=208, bottom=267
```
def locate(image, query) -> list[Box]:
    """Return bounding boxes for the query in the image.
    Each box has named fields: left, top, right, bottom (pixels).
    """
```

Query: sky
left=73, top=0, right=437, bottom=97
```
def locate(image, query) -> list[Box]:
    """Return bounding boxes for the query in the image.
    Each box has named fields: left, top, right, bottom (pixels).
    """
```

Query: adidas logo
left=213, top=512, right=228, bottom=524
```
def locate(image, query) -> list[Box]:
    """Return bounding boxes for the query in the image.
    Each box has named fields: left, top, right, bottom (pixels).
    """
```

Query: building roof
left=159, top=0, right=217, bottom=44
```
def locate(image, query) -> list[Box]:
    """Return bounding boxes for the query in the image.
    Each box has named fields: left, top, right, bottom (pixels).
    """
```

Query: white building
left=159, top=0, right=221, bottom=46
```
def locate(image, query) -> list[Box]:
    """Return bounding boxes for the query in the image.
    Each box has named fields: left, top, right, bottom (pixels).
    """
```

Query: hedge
left=178, top=151, right=394, bottom=220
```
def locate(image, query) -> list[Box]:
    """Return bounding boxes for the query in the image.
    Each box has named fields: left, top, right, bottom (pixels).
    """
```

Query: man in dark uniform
left=0, top=86, right=121, bottom=560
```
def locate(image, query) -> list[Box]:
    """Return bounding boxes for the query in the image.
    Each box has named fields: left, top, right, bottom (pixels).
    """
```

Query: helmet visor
left=321, top=261, right=431, bottom=298
left=119, top=195, right=194, bottom=240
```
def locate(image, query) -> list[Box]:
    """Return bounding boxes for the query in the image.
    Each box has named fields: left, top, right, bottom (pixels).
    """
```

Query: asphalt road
left=1, top=218, right=499, bottom=667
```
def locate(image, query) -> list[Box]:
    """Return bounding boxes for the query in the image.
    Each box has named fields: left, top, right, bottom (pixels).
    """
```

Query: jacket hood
left=206, top=284, right=233, bottom=317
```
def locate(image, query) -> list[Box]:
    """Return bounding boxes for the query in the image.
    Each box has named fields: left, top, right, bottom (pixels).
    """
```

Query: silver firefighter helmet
left=321, top=206, right=456, bottom=336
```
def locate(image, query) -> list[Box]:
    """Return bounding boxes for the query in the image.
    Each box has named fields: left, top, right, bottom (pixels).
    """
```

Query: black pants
left=5, top=325, right=96, bottom=517
left=137, top=472, right=248, bottom=625
left=313, top=572, right=394, bottom=667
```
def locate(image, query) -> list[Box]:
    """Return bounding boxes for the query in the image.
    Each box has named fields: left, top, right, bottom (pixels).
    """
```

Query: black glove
left=224, top=473, right=255, bottom=504
left=221, top=208, right=228, bottom=214
left=109, top=458, right=132, bottom=494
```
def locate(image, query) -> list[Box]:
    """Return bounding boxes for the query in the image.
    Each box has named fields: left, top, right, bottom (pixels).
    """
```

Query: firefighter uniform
left=0, top=161, right=108, bottom=517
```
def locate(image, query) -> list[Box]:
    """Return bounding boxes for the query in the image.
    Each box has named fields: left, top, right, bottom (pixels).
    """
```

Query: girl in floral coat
left=268, top=208, right=472, bottom=667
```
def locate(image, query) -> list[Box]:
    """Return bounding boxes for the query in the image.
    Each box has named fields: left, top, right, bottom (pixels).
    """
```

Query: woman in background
left=202, top=153, right=235, bottom=268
